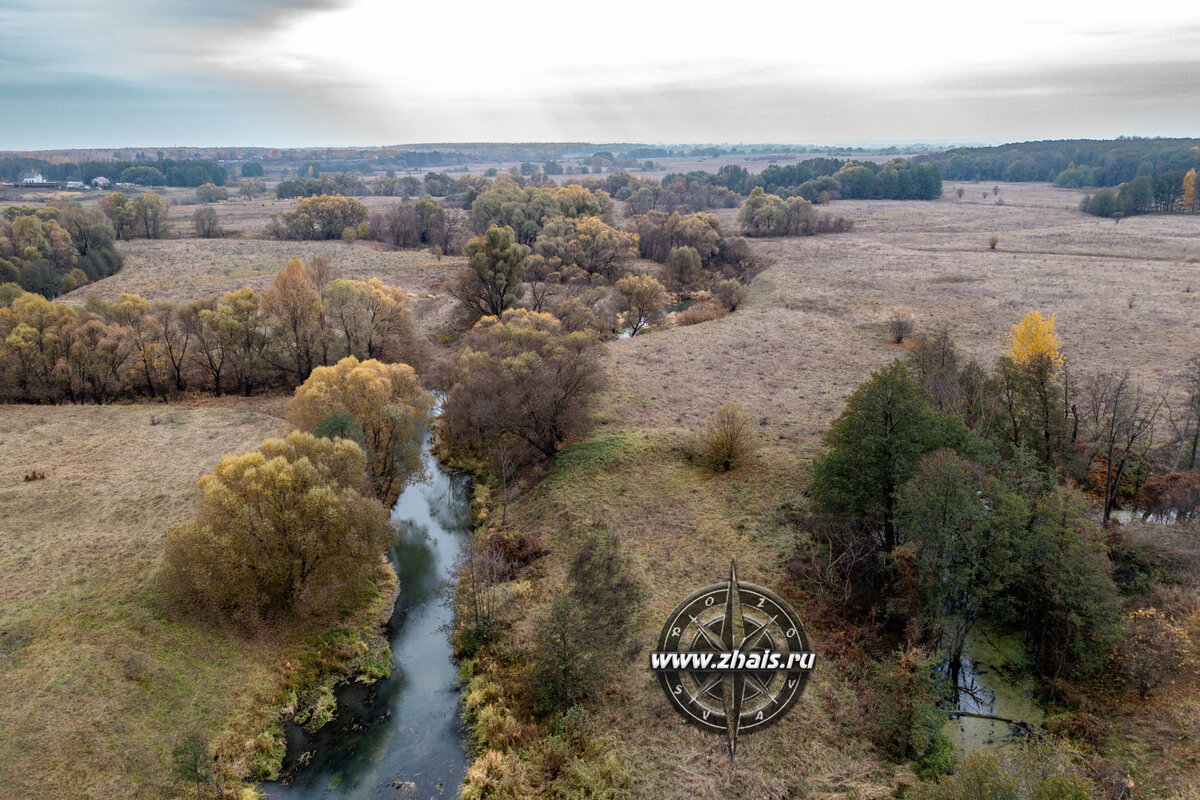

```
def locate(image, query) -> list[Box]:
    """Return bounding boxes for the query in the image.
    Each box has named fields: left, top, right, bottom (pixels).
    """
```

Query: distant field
left=0, top=402, right=287, bottom=800
left=605, top=181, right=1200, bottom=450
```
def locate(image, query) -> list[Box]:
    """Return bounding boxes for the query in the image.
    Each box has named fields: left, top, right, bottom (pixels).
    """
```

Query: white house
left=21, top=171, right=44, bottom=184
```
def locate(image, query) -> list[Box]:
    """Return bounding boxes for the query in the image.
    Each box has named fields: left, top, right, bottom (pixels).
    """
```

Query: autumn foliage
left=0, top=258, right=419, bottom=402
left=1005, top=310, right=1064, bottom=375
left=698, top=403, right=757, bottom=472
left=161, top=432, right=393, bottom=619
left=288, top=356, right=433, bottom=500
left=440, top=309, right=603, bottom=466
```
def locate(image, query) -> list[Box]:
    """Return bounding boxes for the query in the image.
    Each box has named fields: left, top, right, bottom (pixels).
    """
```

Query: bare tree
left=490, top=433, right=521, bottom=525
left=455, top=537, right=504, bottom=651
left=1183, top=355, right=1200, bottom=470
left=1081, top=372, right=1162, bottom=521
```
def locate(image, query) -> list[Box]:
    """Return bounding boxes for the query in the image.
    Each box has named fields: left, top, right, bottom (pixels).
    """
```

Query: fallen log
left=947, top=710, right=1037, bottom=734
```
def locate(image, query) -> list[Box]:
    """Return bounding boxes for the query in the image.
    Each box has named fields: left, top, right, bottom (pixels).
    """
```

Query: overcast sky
left=3, top=0, right=1200, bottom=150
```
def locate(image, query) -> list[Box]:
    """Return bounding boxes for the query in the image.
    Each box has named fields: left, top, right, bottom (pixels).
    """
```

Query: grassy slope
left=486, top=183, right=1200, bottom=798
left=0, top=403, right=292, bottom=800
left=498, top=430, right=891, bottom=798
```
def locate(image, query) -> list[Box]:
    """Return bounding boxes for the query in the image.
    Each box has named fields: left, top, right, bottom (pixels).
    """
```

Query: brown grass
left=492, top=431, right=892, bottom=799
left=0, top=401, right=294, bottom=799
left=60, top=238, right=464, bottom=336
left=605, top=182, right=1200, bottom=452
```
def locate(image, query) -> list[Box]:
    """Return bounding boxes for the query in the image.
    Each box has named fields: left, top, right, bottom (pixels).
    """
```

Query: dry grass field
left=60, top=238, right=464, bottom=335
left=606, top=182, right=1200, bottom=452
left=496, top=431, right=892, bottom=799
left=0, top=402, right=288, bottom=800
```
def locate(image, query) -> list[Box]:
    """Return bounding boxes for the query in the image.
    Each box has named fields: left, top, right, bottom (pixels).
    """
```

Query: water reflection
left=266, top=442, right=470, bottom=800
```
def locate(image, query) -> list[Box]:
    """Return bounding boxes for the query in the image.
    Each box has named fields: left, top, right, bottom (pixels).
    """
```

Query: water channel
left=266, top=437, right=471, bottom=800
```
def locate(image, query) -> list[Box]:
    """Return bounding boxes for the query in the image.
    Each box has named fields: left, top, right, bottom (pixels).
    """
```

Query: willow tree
left=288, top=356, right=433, bottom=499
left=161, top=432, right=391, bottom=618
left=441, top=308, right=603, bottom=466
left=449, top=224, right=529, bottom=319
left=263, top=257, right=323, bottom=383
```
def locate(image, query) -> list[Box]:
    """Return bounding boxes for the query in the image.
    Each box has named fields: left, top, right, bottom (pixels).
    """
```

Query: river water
left=266, top=441, right=471, bottom=800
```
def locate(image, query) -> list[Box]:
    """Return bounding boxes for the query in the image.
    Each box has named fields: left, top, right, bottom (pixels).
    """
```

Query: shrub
left=1118, top=607, right=1194, bottom=698
left=675, top=300, right=728, bottom=326
left=195, top=182, right=228, bottom=203
left=712, top=278, right=747, bottom=311
left=699, top=403, right=756, bottom=472
left=888, top=308, right=915, bottom=343
left=909, top=743, right=1096, bottom=800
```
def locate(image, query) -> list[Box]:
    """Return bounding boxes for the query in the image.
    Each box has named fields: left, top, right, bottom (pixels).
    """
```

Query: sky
left=3, top=0, right=1200, bottom=150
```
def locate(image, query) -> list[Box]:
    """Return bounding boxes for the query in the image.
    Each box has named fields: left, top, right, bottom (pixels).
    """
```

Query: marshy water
left=266, top=437, right=471, bottom=800
left=942, top=625, right=1045, bottom=754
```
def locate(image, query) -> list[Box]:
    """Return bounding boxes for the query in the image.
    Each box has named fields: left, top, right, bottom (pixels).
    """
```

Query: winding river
left=266, top=438, right=471, bottom=800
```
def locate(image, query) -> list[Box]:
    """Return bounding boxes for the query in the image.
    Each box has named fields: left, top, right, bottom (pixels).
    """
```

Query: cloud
left=3, top=0, right=1200, bottom=148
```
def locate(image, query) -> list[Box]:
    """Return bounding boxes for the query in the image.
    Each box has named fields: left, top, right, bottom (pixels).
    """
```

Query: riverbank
left=264, top=423, right=472, bottom=799
left=454, top=428, right=896, bottom=799
left=0, top=401, right=293, bottom=799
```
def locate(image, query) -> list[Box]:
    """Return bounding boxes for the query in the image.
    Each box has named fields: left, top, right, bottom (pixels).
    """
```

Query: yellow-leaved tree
left=998, top=310, right=1069, bottom=463
left=288, top=356, right=433, bottom=499
left=161, top=431, right=392, bottom=618
left=1005, top=310, right=1063, bottom=377
left=1182, top=168, right=1197, bottom=213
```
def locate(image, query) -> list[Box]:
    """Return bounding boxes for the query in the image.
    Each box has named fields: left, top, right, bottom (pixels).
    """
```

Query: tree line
left=0, top=257, right=422, bottom=403
left=1080, top=168, right=1198, bottom=217
left=931, top=137, right=1200, bottom=187
left=0, top=157, right=225, bottom=187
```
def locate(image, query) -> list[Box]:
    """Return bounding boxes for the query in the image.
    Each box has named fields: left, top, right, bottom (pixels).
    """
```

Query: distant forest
left=0, top=158, right=226, bottom=187
left=927, top=138, right=1200, bottom=187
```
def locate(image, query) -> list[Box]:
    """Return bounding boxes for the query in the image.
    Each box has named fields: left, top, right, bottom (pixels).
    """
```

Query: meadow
left=0, top=401, right=286, bottom=799
left=3, top=180, right=1199, bottom=798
